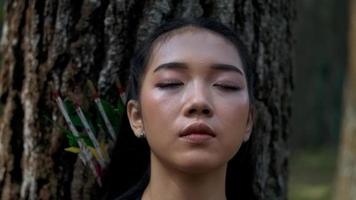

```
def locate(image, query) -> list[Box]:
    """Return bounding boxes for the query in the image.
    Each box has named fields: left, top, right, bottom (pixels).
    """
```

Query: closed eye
left=156, top=81, right=183, bottom=89
left=213, top=83, right=241, bottom=91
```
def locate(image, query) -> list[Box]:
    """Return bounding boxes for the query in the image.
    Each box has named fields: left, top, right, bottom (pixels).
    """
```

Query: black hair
left=103, top=18, right=255, bottom=200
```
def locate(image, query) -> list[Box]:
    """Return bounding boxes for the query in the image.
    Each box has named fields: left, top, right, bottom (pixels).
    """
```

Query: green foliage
left=50, top=80, right=126, bottom=184
left=64, top=130, right=94, bottom=148
left=63, top=99, right=83, bottom=127
left=57, top=91, right=124, bottom=151
left=101, top=99, right=123, bottom=133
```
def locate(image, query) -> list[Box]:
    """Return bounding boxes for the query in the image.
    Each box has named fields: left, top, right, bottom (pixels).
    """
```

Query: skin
left=127, top=27, right=253, bottom=200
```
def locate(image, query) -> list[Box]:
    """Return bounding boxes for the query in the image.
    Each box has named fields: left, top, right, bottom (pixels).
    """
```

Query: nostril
left=202, top=109, right=210, bottom=115
left=187, top=107, right=211, bottom=115
left=188, top=108, right=197, bottom=115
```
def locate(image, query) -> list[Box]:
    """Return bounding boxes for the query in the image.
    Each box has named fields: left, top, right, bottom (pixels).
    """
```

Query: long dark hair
left=102, top=18, right=255, bottom=200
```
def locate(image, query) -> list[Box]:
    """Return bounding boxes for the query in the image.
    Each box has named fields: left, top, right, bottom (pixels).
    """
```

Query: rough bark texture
left=335, top=0, right=356, bottom=199
left=0, top=0, right=294, bottom=199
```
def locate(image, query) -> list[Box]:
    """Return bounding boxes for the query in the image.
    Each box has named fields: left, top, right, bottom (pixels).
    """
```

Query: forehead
left=147, top=27, right=242, bottom=68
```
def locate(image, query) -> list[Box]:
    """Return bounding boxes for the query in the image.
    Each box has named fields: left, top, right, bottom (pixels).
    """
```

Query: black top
left=114, top=187, right=143, bottom=200
left=114, top=173, right=149, bottom=200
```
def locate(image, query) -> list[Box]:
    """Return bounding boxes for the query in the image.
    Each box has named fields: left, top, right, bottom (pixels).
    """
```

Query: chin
left=174, top=155, right=227, bottom=175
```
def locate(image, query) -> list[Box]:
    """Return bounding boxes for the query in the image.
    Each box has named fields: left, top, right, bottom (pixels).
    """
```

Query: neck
left=142, top=154, right=227, bottom=200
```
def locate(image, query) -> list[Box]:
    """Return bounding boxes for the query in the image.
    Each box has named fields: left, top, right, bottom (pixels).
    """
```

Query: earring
left=137, top=130, right=145, bottom=138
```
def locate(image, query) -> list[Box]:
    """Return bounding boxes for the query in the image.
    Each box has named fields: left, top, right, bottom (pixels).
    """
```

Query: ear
left=127, top=100, right=144, bottom=138
left=243, top=106, right=255, bottom=142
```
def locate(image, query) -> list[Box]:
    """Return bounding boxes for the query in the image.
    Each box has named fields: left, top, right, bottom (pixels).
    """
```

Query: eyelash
left=156, top=81, right=240, bottom=91
left=214, top=84, right=240, bottom=91
left=156, top=81, right=183, bottom=89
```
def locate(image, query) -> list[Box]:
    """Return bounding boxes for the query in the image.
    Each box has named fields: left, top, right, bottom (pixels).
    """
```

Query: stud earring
left=137, top=130, right=145, bottom=138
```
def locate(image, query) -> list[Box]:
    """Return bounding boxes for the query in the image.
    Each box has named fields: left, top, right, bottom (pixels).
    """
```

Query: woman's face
left=127, top=28, right=253, bottom=174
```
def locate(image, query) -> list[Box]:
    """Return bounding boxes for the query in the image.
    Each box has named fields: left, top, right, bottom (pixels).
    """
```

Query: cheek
left=222, top=105, right=250, bottom=159
left=215, top=94, right=250, bottom=145
left=140, top=88, right=181, bottom=136
left=139, top=90, right=184, bottom=157
left=216, top=93, right=250, bottom=125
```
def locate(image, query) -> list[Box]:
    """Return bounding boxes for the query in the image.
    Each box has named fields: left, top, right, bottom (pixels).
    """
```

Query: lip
left=179, top=123, right=216, bottom=143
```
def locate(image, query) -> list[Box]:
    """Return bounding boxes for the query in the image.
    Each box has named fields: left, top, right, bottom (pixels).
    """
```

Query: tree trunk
left=335, top=0, right=356, bottom=199
left=0, top=0, right=294, bottom=199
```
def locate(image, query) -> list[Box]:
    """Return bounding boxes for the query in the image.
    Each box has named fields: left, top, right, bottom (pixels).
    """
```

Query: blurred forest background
left=291, top=0, right=349, bottom=199
left=0, top=0, right=351, bottom=200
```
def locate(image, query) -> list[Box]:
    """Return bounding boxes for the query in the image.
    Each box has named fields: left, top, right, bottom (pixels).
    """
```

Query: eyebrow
left=210, top=63, right=244, bottom=76
left=153, top=62, right=187, bottom=72
left=153, top=62, right=244, bottom=76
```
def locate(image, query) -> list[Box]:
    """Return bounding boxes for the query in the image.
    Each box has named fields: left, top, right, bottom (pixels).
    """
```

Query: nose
left=183, top=83, right=213, bottom=118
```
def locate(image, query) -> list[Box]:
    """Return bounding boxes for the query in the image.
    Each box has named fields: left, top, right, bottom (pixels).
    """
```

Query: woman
left=106, top=18, right=255, bottom=200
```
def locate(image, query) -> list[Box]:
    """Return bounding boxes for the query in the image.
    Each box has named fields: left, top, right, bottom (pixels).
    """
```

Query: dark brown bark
left=0, top=0, right=294, bottom=199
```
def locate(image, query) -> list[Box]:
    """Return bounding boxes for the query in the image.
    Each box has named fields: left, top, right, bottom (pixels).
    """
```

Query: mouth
left=179, top=122, right=216, bottom=143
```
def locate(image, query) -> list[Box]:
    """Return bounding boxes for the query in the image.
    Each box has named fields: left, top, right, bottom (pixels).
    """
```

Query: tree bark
left=335, top=0, right=356, bottom=199
left=0, top=0, right=294, bottom=199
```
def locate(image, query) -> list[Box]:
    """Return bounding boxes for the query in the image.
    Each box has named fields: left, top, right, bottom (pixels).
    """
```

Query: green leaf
left=101, top=99, right=121, bottom=133
left=63, top=99, right=84, bottom=127
left=65, top=147, right=80, bottom=154
left=71, top=115, right=83, bottom=127
left=117, top=97, right=125, bottom=108
left=43, top=113, right=80, bottom=147
left=101, top=100, right=118, bottom=116
left=63, top=99, right=76, bottom=114
left=65, top=132, right=79, bottom=147
left=78, top=135, right=94, bottom=147
left=116, top=100, right=125, bottom=114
